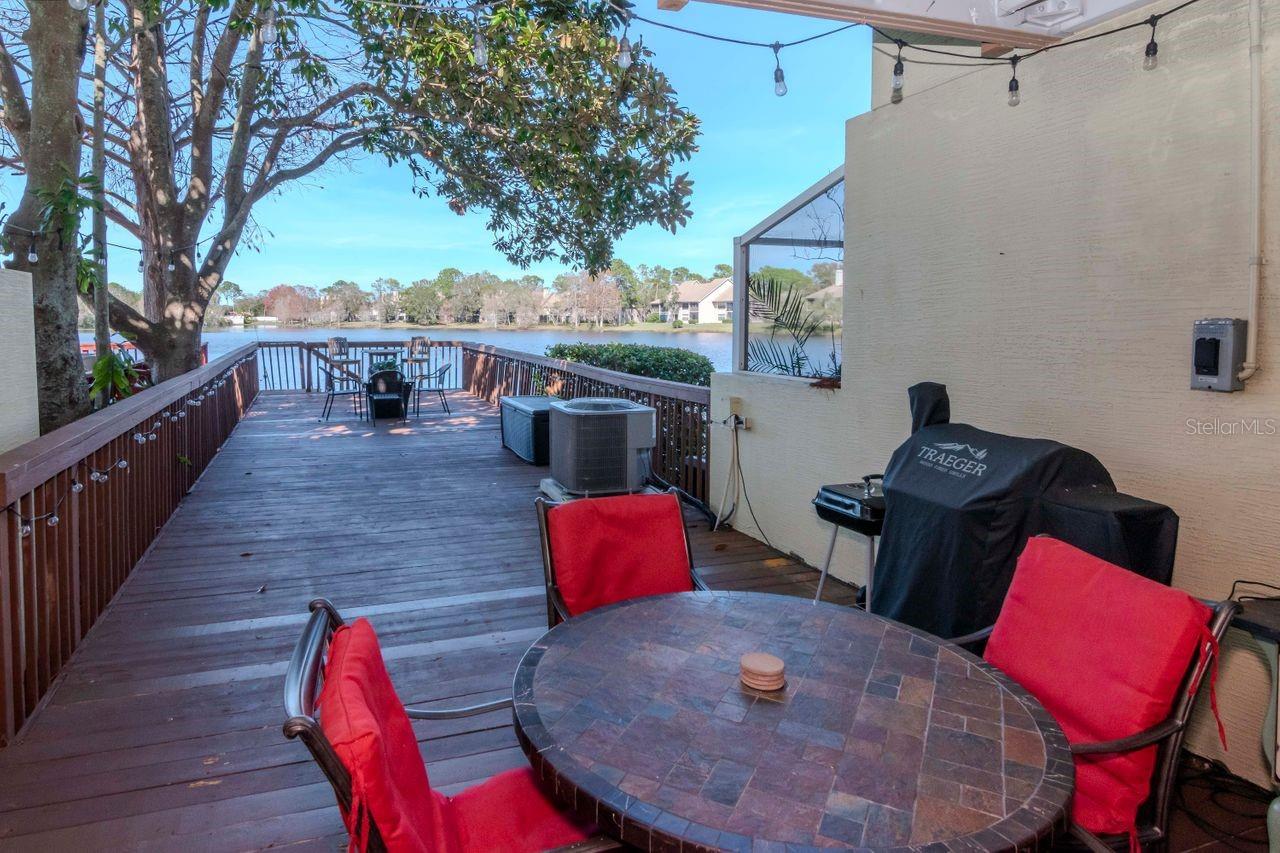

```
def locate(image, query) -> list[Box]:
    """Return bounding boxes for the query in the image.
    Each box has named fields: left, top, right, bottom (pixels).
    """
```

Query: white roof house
left=651, top=277, right=734, bottom=323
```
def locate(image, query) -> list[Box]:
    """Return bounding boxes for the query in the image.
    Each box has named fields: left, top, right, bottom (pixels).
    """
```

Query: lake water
left=195, top=326, right=736, bottom=371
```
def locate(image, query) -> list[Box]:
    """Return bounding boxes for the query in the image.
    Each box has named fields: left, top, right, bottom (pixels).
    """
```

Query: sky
left=95, top=4, right=873, bottom=293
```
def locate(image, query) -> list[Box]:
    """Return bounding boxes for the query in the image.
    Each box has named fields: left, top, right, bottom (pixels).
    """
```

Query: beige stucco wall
left=0, top=269, right=39, bottom=452
left=712, top=0, right=1279, bottom=786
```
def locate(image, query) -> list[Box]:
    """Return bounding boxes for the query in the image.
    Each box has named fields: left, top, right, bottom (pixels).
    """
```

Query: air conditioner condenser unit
left=549, top=397, right=657, bottom=496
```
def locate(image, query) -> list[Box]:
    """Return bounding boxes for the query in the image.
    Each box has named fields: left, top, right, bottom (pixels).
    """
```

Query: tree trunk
left=3, top=2, right=91, bottom=433
left=90, top=0, right=109, bottom=408
left=148, top=321, right=203, bottom=379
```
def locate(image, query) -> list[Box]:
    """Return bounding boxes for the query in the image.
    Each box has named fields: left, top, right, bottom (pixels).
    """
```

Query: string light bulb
left=1143, top=17, right=1159, bottom=70
left=771, top=43, right=787, bottom=97
left=167, top=253, right=177, bottom=272
left=68, top=0, right=91, bottom=10
left=473, top=22, right=489, bottom=68
left=26, top=242, right=37, bottom=264
left=1007, top=56, right=1021, bottom=107
left=617, top=35, right=633, bottom=70
left=890, top=43, right=905, bottom=104
left=261, top=6, right=279, bottom=45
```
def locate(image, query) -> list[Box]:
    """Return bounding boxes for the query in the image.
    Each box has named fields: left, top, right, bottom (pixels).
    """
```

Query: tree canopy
left=1, top=0, right=699, bottom=395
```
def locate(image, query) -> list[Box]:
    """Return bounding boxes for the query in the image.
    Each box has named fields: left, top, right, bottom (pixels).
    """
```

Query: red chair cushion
left=319, top=618, right=460, bottom=852
left=984, top=537, right=1211, bottom=837
left=450, top=767, right=594, bottom=853
left=546, top=493, right=694, bottom=617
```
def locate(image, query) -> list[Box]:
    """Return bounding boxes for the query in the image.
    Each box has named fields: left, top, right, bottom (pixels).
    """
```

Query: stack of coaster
left=739, top=652, right=785, bottom=692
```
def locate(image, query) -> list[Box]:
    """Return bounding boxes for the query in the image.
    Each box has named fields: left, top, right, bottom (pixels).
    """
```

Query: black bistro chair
left=326, top=336, right=362, bottom=378
left=413, top=364, right=453, bottom=416
left=405, top=335, right=432, bottom=378
left=949, top=536, right=1238, bottom=852
left=364, top=369, right=412, bottom=425
left=282, top=600, right=617, bottom=852
left=318, top=363, right=364, bottom=422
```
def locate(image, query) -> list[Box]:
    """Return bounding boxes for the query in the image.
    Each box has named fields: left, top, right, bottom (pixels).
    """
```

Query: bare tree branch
left=0, top=28, right=31, bottom=157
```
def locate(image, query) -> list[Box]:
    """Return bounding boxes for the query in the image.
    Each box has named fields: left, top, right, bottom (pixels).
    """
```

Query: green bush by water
left=546, top=342, right=713, bottom=386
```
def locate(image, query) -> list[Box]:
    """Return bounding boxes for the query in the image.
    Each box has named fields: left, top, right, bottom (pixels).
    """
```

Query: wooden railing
left=460, top=343, right=712, bottom=502
left=0, top=344, right=259, bottom=744
left=255, top=340, right=464, bottom=392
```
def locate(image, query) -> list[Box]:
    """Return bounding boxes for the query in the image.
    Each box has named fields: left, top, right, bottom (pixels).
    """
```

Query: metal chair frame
left=405, top=336, right=432, bottom=376
left=534, top=489, right=708, bottom=628
left=283, top=599, right=619, bottom=853
left=318, top=363, right=364, bottom=422
left=952, top=598, right=1239, bottom=852
left=413, top=364, right=453, bottom=416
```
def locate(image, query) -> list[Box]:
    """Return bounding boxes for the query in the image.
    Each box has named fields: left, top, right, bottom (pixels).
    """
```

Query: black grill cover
left=871, top=386, right=1178, bottom=637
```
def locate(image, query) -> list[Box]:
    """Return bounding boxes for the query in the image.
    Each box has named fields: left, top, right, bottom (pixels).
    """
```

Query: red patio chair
left=535, top=491, right=708, bottom=627
left=951, top=536, right=1237, bottom=852
left=283, top=600, right=616, bottom=852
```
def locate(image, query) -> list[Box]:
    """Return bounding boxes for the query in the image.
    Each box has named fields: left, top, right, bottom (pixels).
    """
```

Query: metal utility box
left=500, top=395, right=553, bottom=465
left=1191, top=318, right=1247, bottom=392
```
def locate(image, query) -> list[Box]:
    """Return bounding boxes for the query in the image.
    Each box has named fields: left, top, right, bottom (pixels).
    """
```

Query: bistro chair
left=318, top=363, right=364, bottom=422
left=282, top=600, right=616, bottom=852
left=413, top=364, right=453, bottom=416
left=535, top=490, right=707, bottom=628
left=365, top=369, right=412, bottom=425
left=950, top=536, right=1237, bottom=852
left=405, top=336, right=432, bottom=379
left=326, top=336, right=362, bottom=378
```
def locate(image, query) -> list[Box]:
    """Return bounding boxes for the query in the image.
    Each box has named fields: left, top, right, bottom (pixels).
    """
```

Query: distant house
left=651, top=277, right=734, bottom=324
left=804, top=283, right=844, bottom=303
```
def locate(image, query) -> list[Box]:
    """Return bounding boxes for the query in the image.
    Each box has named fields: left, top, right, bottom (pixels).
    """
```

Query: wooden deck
left=0, top=390, right=855, bottom=851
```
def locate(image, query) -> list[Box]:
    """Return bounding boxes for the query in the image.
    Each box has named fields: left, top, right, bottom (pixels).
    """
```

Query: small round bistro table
left=513, top=591, right=1073, bottom=852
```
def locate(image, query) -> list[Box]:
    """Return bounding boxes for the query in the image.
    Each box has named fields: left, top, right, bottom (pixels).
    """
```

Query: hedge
left=545, top=342, right=714, bottom=387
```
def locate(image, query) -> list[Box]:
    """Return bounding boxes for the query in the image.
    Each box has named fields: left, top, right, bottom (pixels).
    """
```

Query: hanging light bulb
left=890, top=45, right=906, bottom=105
left=261, top=6, right=279, bottom=45
left=167, top=252, right=176, bottom=272
left=1007, top=57, right=1021, bottom=107
left=68, top=0, right=92, bottom=10
left=117, top=459, right=129, bottom=470
left=137, top=254, right=144, bottom=272
left=47, top=515, right=59, bottom=527
left=19, top=523, right=31, bottom=538
left=1143, top=17, right=1159, bottom=70
left=71, top=481, right=84, bottom=494
left=26, top=242, right=37, bottom=264
left=771, top=43, right=787, bottom=97
left=617, top=35, right=633, bottom=70
left=473, top=23, right=489, bottom=69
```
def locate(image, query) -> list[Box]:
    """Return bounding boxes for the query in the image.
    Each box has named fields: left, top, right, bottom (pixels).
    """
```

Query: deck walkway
left=0, top=391, right=856, bottom=851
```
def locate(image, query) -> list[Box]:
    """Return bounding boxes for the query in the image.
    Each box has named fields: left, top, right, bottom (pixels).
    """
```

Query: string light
left=890, top=41, right=906, bottom=105
left=771, top=43, right=787, bottom=97
left=261, top=6, right=280, bottom=45
left=167, top=252, right=177, bottom=272
left=604, top=0, right=1204, bottom=107
left=67, top=0, right=92, bottom=9
left=5, top=355, right=253, bottom=538
left=473, top=16, right=489, bottom=68
left=1144, top=16, right=1160, bottom=69
left=26, top=241, right=37, bottom=264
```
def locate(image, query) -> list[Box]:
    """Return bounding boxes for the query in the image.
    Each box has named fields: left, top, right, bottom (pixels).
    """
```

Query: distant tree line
left=215, top=260, right=755, bottom=329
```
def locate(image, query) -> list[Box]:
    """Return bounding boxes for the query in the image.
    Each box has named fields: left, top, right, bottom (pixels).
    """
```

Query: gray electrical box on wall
left=1191, top=318, right=1247, bottom=392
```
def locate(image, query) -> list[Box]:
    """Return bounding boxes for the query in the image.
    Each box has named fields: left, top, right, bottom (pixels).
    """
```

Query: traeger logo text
left=917, top=442, right=989, bottom=478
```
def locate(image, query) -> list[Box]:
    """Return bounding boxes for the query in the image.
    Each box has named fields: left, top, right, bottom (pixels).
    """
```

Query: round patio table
left=513, top=591, right=1073, bottom=851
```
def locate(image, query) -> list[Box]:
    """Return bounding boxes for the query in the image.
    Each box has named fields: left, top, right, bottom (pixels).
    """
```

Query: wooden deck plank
left=0, top=390, right=854, bottom=849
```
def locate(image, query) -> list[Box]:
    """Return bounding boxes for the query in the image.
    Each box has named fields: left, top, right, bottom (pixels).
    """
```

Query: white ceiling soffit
left=660, top=0, right=1161, bottom=47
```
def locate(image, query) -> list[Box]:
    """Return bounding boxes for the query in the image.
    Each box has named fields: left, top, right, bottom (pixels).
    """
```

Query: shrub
left=671, top=319, right=684, bottom=329
left=644, top=312, right=661, bottom=323
left=546, top=342, right=713, bottom=386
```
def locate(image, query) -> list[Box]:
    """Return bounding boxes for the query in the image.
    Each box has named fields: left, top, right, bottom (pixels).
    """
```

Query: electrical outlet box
left=1190, top=318, right=1247, bottom=392
left=728, top=396, right=744, bottom=417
